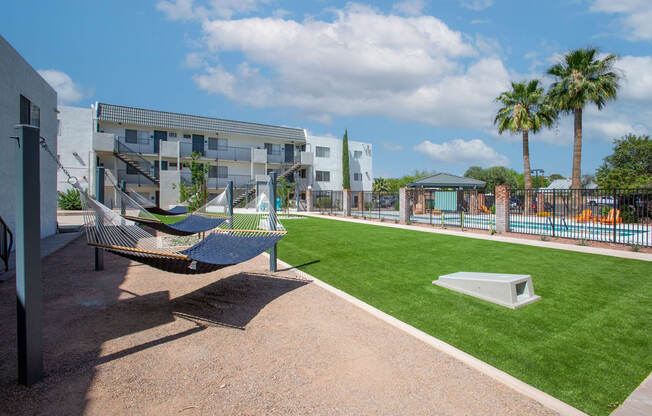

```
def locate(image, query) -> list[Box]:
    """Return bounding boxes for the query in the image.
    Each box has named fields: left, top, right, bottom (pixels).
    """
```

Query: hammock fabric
left=145, top=205, right=188, bottom=216
left=123, top=214, right=228, bottom=236
left=181, top=232, right=285, bottom=265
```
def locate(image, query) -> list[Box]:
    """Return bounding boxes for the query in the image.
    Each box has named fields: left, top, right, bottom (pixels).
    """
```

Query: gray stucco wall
left=57, top=105, right=93, bottom=192
left=0, top=35, right=59, bottom=238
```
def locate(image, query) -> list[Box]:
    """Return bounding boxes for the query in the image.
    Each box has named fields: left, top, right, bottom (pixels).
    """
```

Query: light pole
left=532, top=169, right=545, bottom=189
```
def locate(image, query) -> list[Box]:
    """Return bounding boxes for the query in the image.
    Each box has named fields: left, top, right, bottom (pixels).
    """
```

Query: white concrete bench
left=433, top=272, right=541, bottom=309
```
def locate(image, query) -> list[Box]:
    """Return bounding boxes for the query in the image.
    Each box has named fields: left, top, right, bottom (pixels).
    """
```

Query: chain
left=39, top=136, right=79, bottom=186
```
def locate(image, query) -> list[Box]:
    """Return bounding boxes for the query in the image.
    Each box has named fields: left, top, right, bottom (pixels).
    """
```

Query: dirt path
left=0, top=237, right=556, bottom=415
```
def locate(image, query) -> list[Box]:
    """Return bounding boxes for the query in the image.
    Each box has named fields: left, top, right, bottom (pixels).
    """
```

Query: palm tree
left=547, top=47, right=620, bottom=189
left=494, top=80, right=557, bottom=192
left=372, top=177, right=390, bottom=194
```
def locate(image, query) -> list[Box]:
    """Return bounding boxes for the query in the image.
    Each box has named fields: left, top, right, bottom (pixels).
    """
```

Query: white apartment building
left=57, top=103, right=374, bottom=209
left=0, top=35, right=58, bottom=238
left=306, top=135, right=373, bottom=193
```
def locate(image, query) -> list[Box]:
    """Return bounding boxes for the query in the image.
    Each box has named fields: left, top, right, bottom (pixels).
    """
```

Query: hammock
left=39, top=136, right=285, bottom=274
left=127, top=186, right=188, bottom=216
left=106, top=173, right=226, bottom=236
left=80, top=184, right=285, bottom=274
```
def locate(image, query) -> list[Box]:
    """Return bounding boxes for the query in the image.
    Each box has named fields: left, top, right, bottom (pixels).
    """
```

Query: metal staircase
left=233, top=162, right=303, bottom=207
left=113, top=139, right=159, bottom=185
left=1, top=215, right=13, bottom=272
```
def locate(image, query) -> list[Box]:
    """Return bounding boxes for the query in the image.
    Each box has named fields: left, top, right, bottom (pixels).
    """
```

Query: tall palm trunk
left=523, top=130, right=533, bottom=214
left=522, top=130, right=532, bottom=190
left=571, top=108, right=582, bottom=189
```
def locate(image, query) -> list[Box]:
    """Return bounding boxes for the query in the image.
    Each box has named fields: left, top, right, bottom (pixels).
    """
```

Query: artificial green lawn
left=277, top=217, right=651, bottom=416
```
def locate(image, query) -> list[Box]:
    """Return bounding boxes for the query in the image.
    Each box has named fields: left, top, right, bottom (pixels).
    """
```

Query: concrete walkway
left=0, top=231, right=81, bottom=282
left=300, top=213, right=652, bottom=262
left=612, top=373, right=652, bottom=416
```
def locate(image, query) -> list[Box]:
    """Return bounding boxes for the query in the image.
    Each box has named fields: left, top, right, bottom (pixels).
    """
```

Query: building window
left=208, top=137, right=218, bottom=150
left=217, top=165, right=228, bottom=178
left=299, top=168, right=307, bottom=178
left=218, top=138, right=228, bottom=150
left=353, top=150, right=362, bottom=159
left=316, top=146, right=330, bottom=158
left=183, top=134, right=191, bottom=139
left=354, top=172, right=362, bottom=181
left=316, top=171, right=330, bottom=182
left=169, top=162, right=178, bottom=168
left=125, top=129, right=138, bottom=144
left=169, top=132, right=177, bottom=138
left=19, top=95, right=40, bottom=127
left=265, top=143, right=281, bottom=155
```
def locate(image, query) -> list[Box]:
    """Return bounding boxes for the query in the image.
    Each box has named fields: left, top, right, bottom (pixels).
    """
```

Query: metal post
left=269, top=172, right=277, bottom=272
left=245, top=184, right=249, bottom=206
left=613, top=188, right=617, bottom=243
left=95, top=166, right=105, bottom=271
left=227, top=180, right=233, bottom=229
left=120, top=180, right=127, bottom=215
left=295, top=185, right=300, bottom=212
left=14, top=125, right=43, bottom=386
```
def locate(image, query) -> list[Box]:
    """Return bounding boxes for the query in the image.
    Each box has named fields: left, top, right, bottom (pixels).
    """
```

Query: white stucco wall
left=57, top=105, right=93, bottom=192
left=0, top=35, right=58, bottom=238
left=307, top=135, right=373, bottom=192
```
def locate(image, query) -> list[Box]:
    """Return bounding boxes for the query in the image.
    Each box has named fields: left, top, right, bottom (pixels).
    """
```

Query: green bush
left=58, top=189, right=82, bottom=210
left=364, top=202, right=372, bottom=211
left=315, top=196, right=332, bottom=209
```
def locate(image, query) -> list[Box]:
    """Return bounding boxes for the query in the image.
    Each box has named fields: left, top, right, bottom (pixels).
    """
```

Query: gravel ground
left=0, top=236, right=557, bottom=415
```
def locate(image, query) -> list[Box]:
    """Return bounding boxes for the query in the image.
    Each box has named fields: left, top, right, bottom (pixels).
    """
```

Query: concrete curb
left=268, top=254, right=588, bottom=416
left=300, top=213, right=652, bottom=262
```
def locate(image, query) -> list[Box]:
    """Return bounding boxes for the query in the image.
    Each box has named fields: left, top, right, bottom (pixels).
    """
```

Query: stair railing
left=1, top=215, right=13, bottom=272
left=113, top=138, right=158, bottom=181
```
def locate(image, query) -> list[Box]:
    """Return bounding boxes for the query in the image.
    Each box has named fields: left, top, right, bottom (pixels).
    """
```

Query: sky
left=2, top=0, right=651, bottom=179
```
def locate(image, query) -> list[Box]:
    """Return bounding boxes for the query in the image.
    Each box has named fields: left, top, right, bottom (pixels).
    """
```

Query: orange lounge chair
left=481, top=205, right=491, bottom=214
left=599, top=209, right=622, bottom=224
left=571, top=209, right=592, bottom=222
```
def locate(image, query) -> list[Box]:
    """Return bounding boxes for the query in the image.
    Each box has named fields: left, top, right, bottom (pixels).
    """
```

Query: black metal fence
left=314, top=190, right=343, bottom=214
left=510, top=188, right=651, bottom=246
left=350, top=191, right=400, bottom=220
left=408, top=188, right=495, bottom=230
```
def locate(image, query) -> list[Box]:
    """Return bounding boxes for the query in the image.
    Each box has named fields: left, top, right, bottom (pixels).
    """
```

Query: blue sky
left=2, top=0, right=651, bottom=178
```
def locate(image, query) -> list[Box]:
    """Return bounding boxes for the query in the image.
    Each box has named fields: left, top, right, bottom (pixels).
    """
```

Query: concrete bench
left=433, top=272, right=541, bottom=309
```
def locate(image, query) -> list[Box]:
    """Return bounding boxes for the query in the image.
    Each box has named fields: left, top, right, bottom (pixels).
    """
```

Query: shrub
left=57, top=189, right=82, bottom=210
left=315, top=196, right=332, bottom=209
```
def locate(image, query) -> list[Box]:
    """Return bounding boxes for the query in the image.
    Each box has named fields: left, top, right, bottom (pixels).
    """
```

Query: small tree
left=178, top=151, right=209, bottom=212
left=373, top=177, right=391, bottom=193
left=342, top=129, right=350, bottom=190
left=276, top=176, right=296, bottom=213
left=596, top=134, right=651, bottom=189
left=57, top=188, right=82, bottom=210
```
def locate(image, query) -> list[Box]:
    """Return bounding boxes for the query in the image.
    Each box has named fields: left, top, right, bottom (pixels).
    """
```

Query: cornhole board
left=433, top=272, right=541, bottom=309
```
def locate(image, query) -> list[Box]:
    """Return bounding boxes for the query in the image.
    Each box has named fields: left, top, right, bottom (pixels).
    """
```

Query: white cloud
left=471, top=19, right=490, bottom=24
left=383, top=141, right=404, bottom=151
left=157, top=0, right=269, bottom=21
left=37, top=69, right=86, bottom=104
left=177, top=4, right=511, bottom=127
left=617, top=56, right=652, bottom=101
left=392, top=0, right=426, bottom=16
left=414, top=139, right=509, bottom=166
left=459, top=0, right=494, bottom=11
left=590, top=0, right=652, bottom=41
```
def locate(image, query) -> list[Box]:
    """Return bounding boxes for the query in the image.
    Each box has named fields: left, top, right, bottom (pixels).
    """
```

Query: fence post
left=343, top=189, right=351, bottom=216
left=613, top=188, right=617, bottom=243
left=120, top=180, right=127, bottom=215
left=227, top=180, right=233, bottom=228
left=95, top=166, right=105, bottom=271
left=399, top=188, right=410, bottom=224
left=552, top=189, right=556, bottom=238
left=295, top=185, right=300, bottom=212
left=268, top=172, right=277, bottom=272
left=495, top=185, right=510, bottom=234
left=306, top=187, right=313, bottom=212
left=14, top=125, right=43, bottom=386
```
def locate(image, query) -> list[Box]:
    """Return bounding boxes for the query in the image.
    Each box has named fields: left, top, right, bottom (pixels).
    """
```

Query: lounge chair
left=599, top=209, right=622, bottom=224
left=571, top=209, right=592, bottom=222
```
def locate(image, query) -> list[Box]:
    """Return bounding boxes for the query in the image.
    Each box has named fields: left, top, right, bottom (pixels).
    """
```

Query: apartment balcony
left=180, top=171, right=252, bottom=189
left=179, top=142, right=252, bottom=162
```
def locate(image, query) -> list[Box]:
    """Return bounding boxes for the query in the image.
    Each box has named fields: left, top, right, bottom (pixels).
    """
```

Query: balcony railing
left=180, top=171, right=252, bottom=189
left=115, top=136, right=155, bottom=155
left=179, top=142, right=252, bottom=162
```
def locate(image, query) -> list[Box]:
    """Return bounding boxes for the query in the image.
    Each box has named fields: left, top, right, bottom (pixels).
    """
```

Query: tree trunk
left=523, top=130, right=532, bottom=190
left=571, top=108, right=583, bottom=189
left=523, top=130, right=533, bottom=215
